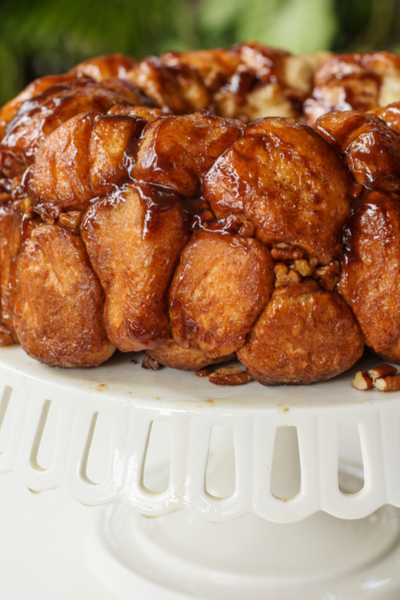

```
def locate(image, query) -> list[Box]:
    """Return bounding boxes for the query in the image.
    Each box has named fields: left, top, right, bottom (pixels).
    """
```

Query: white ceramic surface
left=1, top=346, right=400, bottom=600
left=0, top=346, right=399, bottom=522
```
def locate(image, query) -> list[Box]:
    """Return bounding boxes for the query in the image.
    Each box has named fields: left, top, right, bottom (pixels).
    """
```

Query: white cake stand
left=0, top=346, right=400, bottom=599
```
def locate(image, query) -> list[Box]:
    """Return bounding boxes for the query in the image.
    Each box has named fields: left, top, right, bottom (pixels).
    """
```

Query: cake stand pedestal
left=0, top=346, right=399, bottom=599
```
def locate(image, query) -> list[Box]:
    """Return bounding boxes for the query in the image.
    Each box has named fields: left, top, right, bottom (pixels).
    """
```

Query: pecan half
left=209, top=365, right=253, bottom=386
left=352, top=371, right=373, bottom=390
left=368, top=364, right=398, bottom=381
left=271, top=242, right=306, bottom=262
left=374, top=374, right=400, bottom=392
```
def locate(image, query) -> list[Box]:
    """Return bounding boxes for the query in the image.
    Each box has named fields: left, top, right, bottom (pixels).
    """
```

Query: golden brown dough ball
left=315, top=110, right=400, bottom=192
left=0, top=200, right=39, bottom=336
left=0, top=79, right=136, bottom=179
left=0, top=74, right=80, bottom=140
left=81, top=182, right=188, bottom=352
left=148, top=339, right=233, bottom=371
left=126, top=56, right=210, bottom=114
left=161, top=48, right=241, bottom=93
left=134, top=111, right=243, bottom=195
left=304, top=51, right=400, bottom=125
left=338, top=190, right=400, bottom=355
left=13, top=224, right=115, bottom=367
left=107, top=104, right=165, bottom=122
left=98, top=78, right=155, bottom=107
left=213, top=42, right=295, bottom=121
left=237, top=280, right=364, bottom=385
left=203, top=116, right=353, bottom=265
left=169, top=230, right=275, bottom=359
left=31, top=111, right=146, bottom=211
left=70, top=53, right=137, bottom=81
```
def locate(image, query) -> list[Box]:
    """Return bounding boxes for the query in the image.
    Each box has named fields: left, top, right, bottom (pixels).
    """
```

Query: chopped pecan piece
left=368, top=364, right=398, bottom=381
left=374, top=374, right=400, bottom=392
left=314, top=260, right=340, bottom=276
left=58, top=210, right=82, bottom=234
left=142, top=354, right=161, bottom=370
left=293, top=259, right=312, bottom=277
left=196, top=366, right=211, bottom=377
left=274, top=265, right=302, bottom=288
left=271, top=242, right=306, bottom=262
left=314, top=260, right=340, bottom=291
left=352, top=371, right=373, bottom=390
left=274, top=263, right=288, bottom=278
left=209, top=365, right=253, bottom=386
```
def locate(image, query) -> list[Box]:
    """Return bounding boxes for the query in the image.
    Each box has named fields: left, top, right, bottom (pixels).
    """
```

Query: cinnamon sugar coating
left=169, top=230, right=275, bottom=358
left=237, top=280, right=364, bottom=385
left=13, top=225, right=115, bottom=367
left=148, top=339, right=233, bottom=371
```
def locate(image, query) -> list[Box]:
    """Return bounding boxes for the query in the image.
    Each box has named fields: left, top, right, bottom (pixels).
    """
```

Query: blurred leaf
left=0, top=40, right=24, bottom=106
left=238, top=0, right=338, bottom=54
left=1, top=0, right=400, bottom=106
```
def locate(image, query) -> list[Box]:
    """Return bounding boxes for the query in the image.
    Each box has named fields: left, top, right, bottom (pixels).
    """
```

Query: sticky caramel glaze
left=134, top=111, right=244, bottom=196
left=30, top=112, right=147, bottom=211
left=304, top=51, right=400, bottom=125
left=169, top=230, right=274, bottom=358
left=161, top=49, right=241, bottom=93
left=338, top=190, right=400, bottom=354
left=0, top=73, right=80, bottom=140
left=0, top=201, right=40, bottom=335
left=81, top=182, right=189, bottom=352
left=13, top=225, right=115, bottom=367
left=369, top=102, right=400, bottom=134
left=69, top=53, right=137, bottom=82
left=126, top=56, right=210, bottom=114
left=203, top=117, right=353, bottom=265
left=107, top=105, right=165, bottom=122
left=98, top=78, right=155, bottom=107
left=237, top=280, right=364, bottom=385
left=148, top=339, right=233, bottom=371
left=233, top=41, right=290, bottom=82
left=0, top=78, right=137, bottom=179
left=315, top=111, right=400, bottom=192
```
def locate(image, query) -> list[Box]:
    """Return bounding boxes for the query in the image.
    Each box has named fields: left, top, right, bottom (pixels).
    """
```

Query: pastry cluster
left=2, top=42, right=400, bottom=385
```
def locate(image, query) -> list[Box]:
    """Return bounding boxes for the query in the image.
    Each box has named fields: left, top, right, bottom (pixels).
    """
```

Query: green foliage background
left=0, top=0, right=399, bottom=105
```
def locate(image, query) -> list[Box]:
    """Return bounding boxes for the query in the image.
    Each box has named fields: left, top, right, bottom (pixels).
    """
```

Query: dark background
left=0, top=0, right=399, bottom=105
